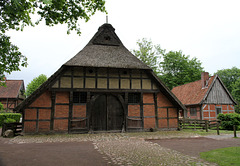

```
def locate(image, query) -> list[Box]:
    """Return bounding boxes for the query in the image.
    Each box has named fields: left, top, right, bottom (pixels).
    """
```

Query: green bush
left=4, top=118, right=16, bottom=123
left=217, top=113, right=240, bottom=130
left=0, top=102, right=4, bottom=113
left=0, top=113, right=21, bottom=126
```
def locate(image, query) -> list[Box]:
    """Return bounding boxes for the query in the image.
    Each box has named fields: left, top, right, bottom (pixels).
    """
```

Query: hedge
left=217, top=113, right=240, bottom=130
left=0, top=113, right=21, bottom=127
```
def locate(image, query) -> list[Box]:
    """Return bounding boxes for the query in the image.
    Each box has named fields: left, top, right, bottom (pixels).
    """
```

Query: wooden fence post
left=178, top=120, right=181, bottom=130
left=205, top=120, right=208, bottom=132
left=182, top=119, right=185, bottom=129
left=194, top=120, right=196, bottom=130
left=217, top=121, right=220, bottom=135
left=233, top=125, right=237, bottom=138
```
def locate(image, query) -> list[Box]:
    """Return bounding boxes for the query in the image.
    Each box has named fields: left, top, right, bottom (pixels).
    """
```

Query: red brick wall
left=24, top=109, right=37, bottom=133
left=143, top=93, right=154, bottom=103
left=38, top=121, right=50, bottom=132
left=157, top=92, right=178, bottom=129
left=24, top=121, right=36, bottom=132
left=144, top=118, right=155, bottom=129
left=169, top=119, right=178, bottom=128
left=56, top=92, right=69, bottom=104
left=29, top=91, right=51, bottom=107
left=157, top=93, right=173, bottom=107
left=186, top=106, right=201, bottom=119
left=24, top=91, right=71, bottom=133
left=25, top=109, right=37, bottom=120
left=158, top=119, right=168, bottom=128
left=158, top=108, right=167, bottom=118
left=202, top=104, right=235, bottom=120
left=24, top=108, right=51, bottom=133
left=169, top=108, right=177, bottom=117
left=55, top=105, right=69, bottom=118
left=143, top=93, right=155, bottom=129
left=73, top=105, right=86, bottom=118
left=39, top=109, right=51, bottom=120
left=128, top=105, right=140, bottom=117
left=54, top=119, right=68, bottom=131
left=169, top=108, right=178, bottom=128
left=53, top=92, right=70, bottom=131
left=143, top=105, right=155, bottom=116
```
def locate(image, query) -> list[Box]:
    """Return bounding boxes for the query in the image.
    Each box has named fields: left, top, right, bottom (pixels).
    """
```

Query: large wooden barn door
left=92, top=95, right=107, bottom=131
left=92, top=94, right=124, bottom=131
left=107, top=95, right=124, bottom=130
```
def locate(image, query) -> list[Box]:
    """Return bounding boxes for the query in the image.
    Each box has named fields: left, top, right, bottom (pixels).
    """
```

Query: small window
left=128, top=93, right=140, bottom=103
left=216, top=107, right=222, bottom=115
left=104, top=36, right=111, bottom=41
left=73, top=92, right=87, bottom=103
left=88, top=69, right=93, bottom=73
left=190, top=108, right=197, bottom=116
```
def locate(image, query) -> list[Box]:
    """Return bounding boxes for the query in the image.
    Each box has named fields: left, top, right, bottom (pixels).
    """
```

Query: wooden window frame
left=216, top=107, right=222, bottom=115
left=190, top=107, right=197, bottom=116
left=128, top=93, right=141, bottom=104
left=73, top=92, right=87, bottom=104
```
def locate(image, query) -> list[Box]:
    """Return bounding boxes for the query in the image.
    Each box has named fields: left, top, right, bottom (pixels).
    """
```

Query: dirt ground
left=0, top=138, right=113, bottom=166
left=148, top=137, right=240, bottom=157
left=0, top=129, right=240, bottom=166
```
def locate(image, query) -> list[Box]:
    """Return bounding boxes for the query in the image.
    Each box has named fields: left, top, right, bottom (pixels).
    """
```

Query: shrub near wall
left=217, top=113, right=240, bottom=130
left=0, top=113, right=21, bottom=126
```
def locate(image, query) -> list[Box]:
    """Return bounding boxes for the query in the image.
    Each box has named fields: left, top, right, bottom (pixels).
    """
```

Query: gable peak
left=91, top=23, right=121, bottom=46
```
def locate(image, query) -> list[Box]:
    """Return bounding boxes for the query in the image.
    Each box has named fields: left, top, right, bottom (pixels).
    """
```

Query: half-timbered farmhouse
left=0, top=80, right=25, bottom=112
left=15, top=23, right=185, bottom=134
left=172, top=72, right=237, bottom=120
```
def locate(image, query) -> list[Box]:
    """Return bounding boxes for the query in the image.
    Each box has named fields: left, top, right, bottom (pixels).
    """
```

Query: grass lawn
left=182, top=129, right=240, bottom=136
left=200, top=147, right=240, bottom=166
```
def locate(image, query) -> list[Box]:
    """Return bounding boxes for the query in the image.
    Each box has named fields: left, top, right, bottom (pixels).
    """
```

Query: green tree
left=25, top=74, right=47, bottom=97
left=231, top=77, right=240, bottom=113
left=159, top=50, right=204, bottom=89
left=0, top=33, right=27, bottom=86
left=0, top=0, right=107, bottom=84
left=132, top=38, right=164, bottom=75
left=214, top=67, right=240, bottom=93
left=132, top=38, right=204, bottom=89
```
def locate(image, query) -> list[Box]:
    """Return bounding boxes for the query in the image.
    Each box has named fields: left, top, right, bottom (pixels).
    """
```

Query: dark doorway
left=92, top=94, right=124, bottom=131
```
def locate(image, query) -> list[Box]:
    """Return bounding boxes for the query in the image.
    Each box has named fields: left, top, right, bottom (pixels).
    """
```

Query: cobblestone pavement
left=4, top=132, right=218, bottom=166
left=94, top=137, right=216, bottom=166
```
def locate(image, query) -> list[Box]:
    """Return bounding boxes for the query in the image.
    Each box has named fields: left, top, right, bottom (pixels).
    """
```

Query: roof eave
left=14, top=66, right=65, bottom=112
left=150, top=71, right=187, bottom=111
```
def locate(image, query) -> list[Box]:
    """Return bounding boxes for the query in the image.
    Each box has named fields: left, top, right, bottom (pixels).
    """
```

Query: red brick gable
left=172, top=76, right=214, bottom=105
left=0, top=80, right=24, bottom=98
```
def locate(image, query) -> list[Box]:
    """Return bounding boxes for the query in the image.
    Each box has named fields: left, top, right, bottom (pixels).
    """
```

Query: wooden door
left=92, top=95, right=107, bottom=131
left=92, top=94, right=124, bottom=131
left=107, top=95, right=124, bottom=130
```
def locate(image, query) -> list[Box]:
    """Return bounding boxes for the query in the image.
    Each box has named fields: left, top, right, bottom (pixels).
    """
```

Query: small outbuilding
left=0, top=80, right=25, bottom=112
left=172, top=72, right=237, bottom=120
left=15, top=23, right=185, bottom=134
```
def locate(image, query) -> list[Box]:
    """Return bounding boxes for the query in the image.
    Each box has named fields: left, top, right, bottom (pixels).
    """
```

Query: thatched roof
left=64, top=24, right=150, bottom=70
left=14, top=23, right=186, bottom=112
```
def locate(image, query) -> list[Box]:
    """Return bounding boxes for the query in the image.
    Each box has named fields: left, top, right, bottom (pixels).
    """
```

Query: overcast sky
left=6, top=0, right=240, bottom=86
